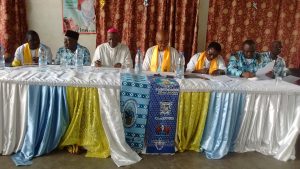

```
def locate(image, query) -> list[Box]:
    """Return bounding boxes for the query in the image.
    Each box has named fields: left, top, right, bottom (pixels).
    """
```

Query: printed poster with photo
left=63, top=0, right=96, bottom=33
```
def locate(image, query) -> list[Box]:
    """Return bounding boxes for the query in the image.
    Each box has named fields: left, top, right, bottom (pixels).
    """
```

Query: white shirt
left=92, top=42, right=133, bottom=68
left=142, top=46, right=180, bottom=72
left=186, top=52, right=226, bottom=72
left=14, top=43, right=53, bottom=64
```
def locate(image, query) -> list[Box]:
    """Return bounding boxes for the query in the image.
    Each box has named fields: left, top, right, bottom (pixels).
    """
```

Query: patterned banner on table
left=120, top=73, right=150, bottom=153
left=145, top=76, right=180, bottom=154
left=63, top=0, right=96, bottom=33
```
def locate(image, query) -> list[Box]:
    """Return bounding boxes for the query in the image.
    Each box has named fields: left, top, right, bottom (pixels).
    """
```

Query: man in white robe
left=12, top=30, right=52, bottom=66
left=186, top=42, right=226, bottom=75
left=142, top=30, right=179, bottom=72
left=92, top=28, right=133, bottom=68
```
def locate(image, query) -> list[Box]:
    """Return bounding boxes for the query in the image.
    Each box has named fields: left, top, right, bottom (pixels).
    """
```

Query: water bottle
left=0, top=45, right=5, bottom=69
left=175, top=52, right=185, bottom=79
left=75, top=49, right=84, bottom=71
left=134, top=48, right=143, bottom=74
left=38, top=47, right=47, bottom=72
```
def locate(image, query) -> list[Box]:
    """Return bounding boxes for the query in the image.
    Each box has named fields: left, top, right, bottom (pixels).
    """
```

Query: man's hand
left=265, top=71, right=274, bottom=78
left=211, top=69, right=225, bottom=76
left=241, top=71, right=255, bottom=78
left=193, top=68, right=209, bottom=74
left=32, top=56, right=39, bottom=64
left=95, top=60, right=102, bottom=67
left=114, top=63, right=122, bottom=68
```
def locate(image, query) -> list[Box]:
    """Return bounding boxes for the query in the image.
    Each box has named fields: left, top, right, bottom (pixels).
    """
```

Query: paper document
left=282, top=75, right=300, bottom=84
left=256, top=61, right=275, bottom=76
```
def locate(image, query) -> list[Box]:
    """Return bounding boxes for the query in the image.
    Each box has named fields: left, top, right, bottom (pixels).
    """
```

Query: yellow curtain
left=176, top=92, right=210, bottom=152
left=59, top=87, right=110, bottom=158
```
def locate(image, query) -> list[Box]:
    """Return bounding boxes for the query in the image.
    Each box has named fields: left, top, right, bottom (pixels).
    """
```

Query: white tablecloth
left=0, top=65, right=300, bottom=162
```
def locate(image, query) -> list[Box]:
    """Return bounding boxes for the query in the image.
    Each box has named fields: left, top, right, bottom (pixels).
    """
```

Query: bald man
left=92, top=28, right=133, bottom=68
left=12, top=30, right=52, bottom=67
left=143, top=30, right=180, bottom=72
left=260, top=41, right=287, bottom=78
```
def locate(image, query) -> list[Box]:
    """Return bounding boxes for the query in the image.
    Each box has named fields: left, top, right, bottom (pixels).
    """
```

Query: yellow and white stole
left=195, top=52, right=218, bottom=74
left=12, top=43, right=38, bottom=66
left=150, top=45, right=171, bottom=72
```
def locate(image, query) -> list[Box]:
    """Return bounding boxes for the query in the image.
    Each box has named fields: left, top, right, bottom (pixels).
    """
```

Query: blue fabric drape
left=12, top=85, right=69, bottom=166
left=120, top=73, right=151, bottom=153
left=201, top=92, right=246, bottom=159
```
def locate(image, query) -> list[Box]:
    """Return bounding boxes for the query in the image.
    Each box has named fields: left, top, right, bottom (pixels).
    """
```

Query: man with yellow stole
left=186, top=42, right=226, bottom=75
left=143, top=30, right=180, bottom=72
left=12, top=30, right=52, bottom=66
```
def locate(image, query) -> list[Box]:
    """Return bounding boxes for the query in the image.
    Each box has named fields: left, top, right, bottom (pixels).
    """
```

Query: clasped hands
left=95, top=60, right=122, bottom=68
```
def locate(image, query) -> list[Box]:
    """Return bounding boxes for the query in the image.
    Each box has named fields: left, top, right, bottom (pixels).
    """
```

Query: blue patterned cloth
left=120, top=73, right=150, bottom=153
left=11, top=85, right=69, bottom=166
left=260, top=52, right=287, bottom=77
left=227, top=51, right=262, bottom=77
left=145, top=76, right=180, bottom=154
left=201, top=92, right=246, bottom=159
left=55, top=44, right=91, bottom=66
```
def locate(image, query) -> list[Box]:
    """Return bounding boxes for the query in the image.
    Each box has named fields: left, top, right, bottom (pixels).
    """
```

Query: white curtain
left=233, top=93, right=300, bottom=161
left=0, top=83, right=28, bottom=155
left=98, top=88, right=141, bottom=167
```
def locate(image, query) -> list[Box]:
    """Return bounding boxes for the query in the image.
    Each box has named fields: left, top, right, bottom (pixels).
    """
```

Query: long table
left=0, top=66, right=299, bottom=166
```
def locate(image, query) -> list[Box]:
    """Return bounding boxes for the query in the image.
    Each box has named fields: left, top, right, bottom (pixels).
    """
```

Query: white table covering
left=0, top=65, right=300, bottom=162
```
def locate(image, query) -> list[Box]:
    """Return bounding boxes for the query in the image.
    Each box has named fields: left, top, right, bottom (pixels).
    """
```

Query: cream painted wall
left=197, top=0, right=209, bottom=52
left=26, top=0, right=208, bottom=58
left=26, top=0, right=97, bottom=59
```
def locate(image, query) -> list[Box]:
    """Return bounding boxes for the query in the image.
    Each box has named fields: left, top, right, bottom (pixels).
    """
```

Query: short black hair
left=208, top=42, right=221, bottom=52
left=26, top=30, right=39, bottom=39
left=242, top=39, right=256, bottom=47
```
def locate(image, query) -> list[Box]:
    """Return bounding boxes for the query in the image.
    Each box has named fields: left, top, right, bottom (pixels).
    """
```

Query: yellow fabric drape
left=176, top=92, right=210, bottom=152
left=99, top=0, right=105, bottom=8
left=12, top=43, right=35, bottom=67
left=59, top=87, right=110, bottom=158
left=195, top=52, right=218, bottom=74
left=150, top=45, right=171, bottom=72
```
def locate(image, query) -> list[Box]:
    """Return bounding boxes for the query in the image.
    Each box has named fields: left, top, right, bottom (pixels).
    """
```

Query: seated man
left=12, top=30, right=52, bottom=66
left=260, top=41, right=287, bottom=78
left=186, top=41, right=226, bottom=75
left=55, top=30, right=91, bottom=65
left=143, top=30, right=179, bottom=72
left=227, top=39, right=261, bottom=78
left=92, top=28, right=133, bottom=68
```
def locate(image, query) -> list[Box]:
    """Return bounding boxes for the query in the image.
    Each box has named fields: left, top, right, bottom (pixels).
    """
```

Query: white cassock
left=92, top=42, right=133, bottom=68
left=142, top=46, right=180, bottom=72
left=186, top=52, right=226, bottom=72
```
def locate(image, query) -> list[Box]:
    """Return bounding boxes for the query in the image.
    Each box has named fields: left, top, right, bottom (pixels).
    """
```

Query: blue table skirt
left=12, top=85, right=69, bottom=166
left=201, top=92, right=246, bottom=159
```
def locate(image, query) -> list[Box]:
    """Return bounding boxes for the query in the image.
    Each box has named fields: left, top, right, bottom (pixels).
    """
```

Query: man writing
left=12, top=30, right=52, bottom=66
left=227, top=39, right=261, bottom=78
left=186, top=42, right=226, bottom=75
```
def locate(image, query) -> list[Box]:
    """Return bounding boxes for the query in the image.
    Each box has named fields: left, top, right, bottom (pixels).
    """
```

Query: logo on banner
left=122, top=99, right=137, bottom=128
left=155, top=125, right=171, bottom=135
left=160, top=101, right=172, bottom=115
left=153, top=138, right=167, bottom=150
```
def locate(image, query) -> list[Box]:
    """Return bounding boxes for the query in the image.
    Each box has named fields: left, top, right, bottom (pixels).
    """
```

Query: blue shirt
left=260, top=52, right=287, bottom=77
left=227, top=51, right=262, bottom=77
left=55, top=44, right=91, bottom=66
